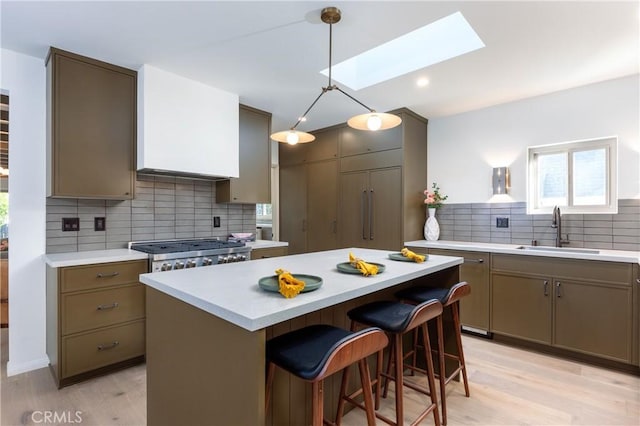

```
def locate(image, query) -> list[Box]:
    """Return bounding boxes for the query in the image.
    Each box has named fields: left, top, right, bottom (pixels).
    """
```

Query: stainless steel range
left=129, top=238, right=251, bottom=272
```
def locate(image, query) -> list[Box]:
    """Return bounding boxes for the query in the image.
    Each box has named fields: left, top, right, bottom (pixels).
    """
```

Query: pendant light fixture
left=270, top=7, right=402, bottom=145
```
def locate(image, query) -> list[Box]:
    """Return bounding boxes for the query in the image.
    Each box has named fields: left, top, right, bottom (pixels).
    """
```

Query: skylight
left=322, top=11, right=485, bottom=90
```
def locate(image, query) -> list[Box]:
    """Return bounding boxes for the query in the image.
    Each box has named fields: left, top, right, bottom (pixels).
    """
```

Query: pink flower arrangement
left=423, top=182, right=447, bottom=208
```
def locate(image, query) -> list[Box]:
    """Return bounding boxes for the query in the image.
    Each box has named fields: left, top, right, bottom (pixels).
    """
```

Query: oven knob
left=218, top=256, right=228, bottom=264
left=174, top=261, right=185, bottom=269
left=238, top=255, right=247, bottom=261
left=228, top=255, right=237, bottom=263
left=202, top=258, right=213, bottom=266
left=161, top=263, right=171, bottom=271
left=186, top=260, right=197, bottom=268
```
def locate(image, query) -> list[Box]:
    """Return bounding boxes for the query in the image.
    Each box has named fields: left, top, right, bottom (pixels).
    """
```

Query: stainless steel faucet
left=551, top=206, right=569, bottom=247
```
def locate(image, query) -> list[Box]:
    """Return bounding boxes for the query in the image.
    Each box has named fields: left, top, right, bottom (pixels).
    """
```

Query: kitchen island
left=140, top=248, right=463, bottom=426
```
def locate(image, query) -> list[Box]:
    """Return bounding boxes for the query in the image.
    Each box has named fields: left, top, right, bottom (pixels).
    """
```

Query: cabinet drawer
left=60, top=260, right=147, bottom=293
left=61, top=284, right=145, bottom=335
left=492, top=254, right=632, bottom=285
left=62, top=320, right=145, bottom=378
left=251, top=247, right=288, bottom=259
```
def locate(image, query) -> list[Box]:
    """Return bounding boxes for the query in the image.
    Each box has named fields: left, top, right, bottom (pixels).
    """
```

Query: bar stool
left=337, top=299, right=443, bottom=426
left=395, top=282, right=471, bottom=425
left=265, top=324, right=388, bottom=426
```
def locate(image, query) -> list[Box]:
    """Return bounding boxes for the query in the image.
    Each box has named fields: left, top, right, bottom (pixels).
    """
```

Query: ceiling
left=1, top=1, right=639, bottom=134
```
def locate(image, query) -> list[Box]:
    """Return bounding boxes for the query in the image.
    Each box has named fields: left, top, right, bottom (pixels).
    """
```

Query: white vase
left=424, top=208, right=440, bottom=241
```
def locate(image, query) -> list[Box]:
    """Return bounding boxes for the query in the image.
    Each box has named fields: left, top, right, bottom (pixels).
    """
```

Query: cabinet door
left=339, top=171, right=369, bottom=248
left=50, top=50, right=135, bottom=199
left=307, top=160, right=338, bottom=252
left=340, top=126, right=402, bottom=157
left=429, top=249, right=490, bottom=331
left=279, top=165, right=307, bottom=254
left=554, top=280, right=632, bottom=362
left=491, top=273, right=552, bottom=344
left=368, top=167, right=402, bottom=250
left=217, top=106, right=271, bottom=203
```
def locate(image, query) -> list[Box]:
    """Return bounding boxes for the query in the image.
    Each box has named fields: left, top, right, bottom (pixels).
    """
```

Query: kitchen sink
left=515, top=246, right=600, bottom=254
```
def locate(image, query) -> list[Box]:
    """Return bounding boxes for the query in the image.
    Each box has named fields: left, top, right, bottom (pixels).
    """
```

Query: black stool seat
left=266, top=324, right=389, bottom=426
left=395, top=286, right=449, bottom=304
left=347, top=301, right=417, bottom=333
left=266, top=324, right=353, bottom=380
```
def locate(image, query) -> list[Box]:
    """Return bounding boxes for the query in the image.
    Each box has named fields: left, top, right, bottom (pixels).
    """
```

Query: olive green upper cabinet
left=46, top=48, right=136, bottom=199
left=217, top=105, right=272, bottom=203
left=339, top=123, right=402, bottom=157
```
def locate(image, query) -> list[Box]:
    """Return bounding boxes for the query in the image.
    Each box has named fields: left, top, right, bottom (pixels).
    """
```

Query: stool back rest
left=317, top=328, right=389, bottom=379
left=444, top=281, right=471, bottom=306
left=404, top=299, right=443, bottom=332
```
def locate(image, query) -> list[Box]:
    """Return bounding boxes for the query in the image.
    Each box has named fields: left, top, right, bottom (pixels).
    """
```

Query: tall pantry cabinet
left=279, top=129, right=339, bottom=254
left=279, top=108, right=427, bottom=253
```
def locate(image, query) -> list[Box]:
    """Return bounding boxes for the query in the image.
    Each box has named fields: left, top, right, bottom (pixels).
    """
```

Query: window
left=256, top=203, right=272, bottom=223
left=527, top=136, right=617, bottom=214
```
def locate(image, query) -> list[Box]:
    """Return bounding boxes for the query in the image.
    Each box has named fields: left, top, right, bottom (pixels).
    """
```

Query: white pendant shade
left=270, top=130, right=316, bottom=145
left=347, top=112, right=402, bottom=131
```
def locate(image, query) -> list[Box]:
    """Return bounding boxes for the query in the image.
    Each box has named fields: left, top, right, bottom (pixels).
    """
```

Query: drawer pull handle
left=636, top=279, right=640, bottom=284
left=543, top=280, right=549, bottom=296
left=97, top=302, right=119, bottom=311
left=96, top=272, right=120, bottom=278
left=464, top=258, right=484, bottom=264
left=97, top=341, right=119, bottom=351
left=556, top=282, right=562, bottom=297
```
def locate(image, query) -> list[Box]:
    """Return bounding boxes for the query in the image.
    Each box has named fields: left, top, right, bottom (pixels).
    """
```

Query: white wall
left=428, top=75, right=640, bottom=203
left=1, top=49, right=48, bottom=375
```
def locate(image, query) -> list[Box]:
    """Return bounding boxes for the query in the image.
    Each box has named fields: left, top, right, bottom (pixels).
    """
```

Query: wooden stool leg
left=452, top=303, right=470, bottom=397
left=358, top=359, right=377, bottom=426
left=383, top=336, right=395, bottom=399
left=312, top=380, right=324, bottom=426
left=421, top=323, right=441, bottom=426
left=375, top=348, right=383, bottom=410
left=265, top=362, right=275, bottom=413
left=335, top=365, right=352, bottom=425
left=436, top=315, right=447, bottom=425
left=393, top=333, right=404, bottom=426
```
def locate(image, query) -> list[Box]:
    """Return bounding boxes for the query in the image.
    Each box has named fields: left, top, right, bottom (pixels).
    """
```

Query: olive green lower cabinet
left=491, top=254, right=635, bottom=365
left=46, top=260, right=147, bottom=388
left=250, top=246, right=288, bottom=259
left=409, top=247, right=491, bottom=332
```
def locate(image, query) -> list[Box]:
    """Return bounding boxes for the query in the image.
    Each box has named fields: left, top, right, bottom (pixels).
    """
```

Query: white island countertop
left=405, top=240, right=640, bottom=264
left=139, top=247, right=463, bottom=332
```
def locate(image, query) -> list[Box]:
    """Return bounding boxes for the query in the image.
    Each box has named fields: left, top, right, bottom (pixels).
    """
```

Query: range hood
left=137, top=65, right=239, bottom=179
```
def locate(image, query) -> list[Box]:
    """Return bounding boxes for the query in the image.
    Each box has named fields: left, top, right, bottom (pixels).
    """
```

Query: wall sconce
left=492, top=167, right=510, bottom=194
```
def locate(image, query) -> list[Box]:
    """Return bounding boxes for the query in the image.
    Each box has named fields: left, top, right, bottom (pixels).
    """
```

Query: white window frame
left=527, top=136, right=618, bottom=215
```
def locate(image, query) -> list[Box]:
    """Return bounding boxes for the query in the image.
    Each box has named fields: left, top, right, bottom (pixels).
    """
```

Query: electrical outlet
left=496, top=217, right=509, bottom=228
left=213, top=216, right=221, bottom=228
left=62, top=217, right=79, bottom=231
left=94, top=217, right=106, bottom=231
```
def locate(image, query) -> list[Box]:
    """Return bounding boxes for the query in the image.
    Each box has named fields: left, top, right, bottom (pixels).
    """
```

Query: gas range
left=129, top=238, right=251, bottom=272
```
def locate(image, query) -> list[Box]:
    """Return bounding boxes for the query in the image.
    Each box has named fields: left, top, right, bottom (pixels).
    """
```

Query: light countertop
left=405, top=240, right=640, bottom=264
left=139, top=247, right=463, bottom=332
left=44, top=249, right=149, bottom=268
left=246, top=240, right=289, bottom=250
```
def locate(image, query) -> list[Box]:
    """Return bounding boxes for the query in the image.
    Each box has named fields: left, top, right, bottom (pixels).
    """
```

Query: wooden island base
left=146, top=266, right=460, bottom=426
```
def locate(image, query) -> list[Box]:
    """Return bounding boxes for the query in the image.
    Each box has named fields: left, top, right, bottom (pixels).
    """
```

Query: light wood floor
left=1, top=328, right=638, bottom=425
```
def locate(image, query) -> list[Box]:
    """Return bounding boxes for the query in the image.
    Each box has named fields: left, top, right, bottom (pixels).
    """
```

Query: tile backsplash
left=46, top=175, right=257, bottom=253
left=434, top=199, right=639, bottom=252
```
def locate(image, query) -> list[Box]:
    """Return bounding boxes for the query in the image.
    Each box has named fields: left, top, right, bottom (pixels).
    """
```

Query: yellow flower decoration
left=275, top=268, right=306, bottom=298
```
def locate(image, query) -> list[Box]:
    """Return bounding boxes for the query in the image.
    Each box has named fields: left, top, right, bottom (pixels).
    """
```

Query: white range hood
left=137, top=64, right=239, bottom=179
